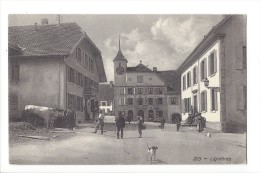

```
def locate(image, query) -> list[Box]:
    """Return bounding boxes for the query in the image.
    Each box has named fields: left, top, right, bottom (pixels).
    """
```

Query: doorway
left=137, top=110, right=144, bottom=121
left=128, top=110, right=133, bottom=122
left=148, top=110, right=154, bottom=121
left=172, top=113, right=181, bottom=124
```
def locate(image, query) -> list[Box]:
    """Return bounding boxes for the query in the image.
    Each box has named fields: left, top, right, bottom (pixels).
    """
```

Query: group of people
left=63, top=109, right=76, bottom=131
left=93, top=110, right=167, bottom=139
left=186, top=106, right=206, bottom=132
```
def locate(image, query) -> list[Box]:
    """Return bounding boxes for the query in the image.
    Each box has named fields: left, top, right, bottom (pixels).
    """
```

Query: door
left=148, top=110, right=154, bottom=121
left=128, top=110, right=133, bottom=121
left=138, top=110, right=144, bottom=121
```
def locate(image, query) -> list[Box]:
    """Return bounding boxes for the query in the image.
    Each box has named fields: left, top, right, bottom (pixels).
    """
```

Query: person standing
left=176, top=114, right=181, bottom=132
left=137, top=116, right=144, bottom=138
left=67, top=109, right=76, bottom=131
left=94, top=110, right=104, bottom=134
left=160, top=116, right=165, bottom=130
left=116, top=113, right=125, bottom=139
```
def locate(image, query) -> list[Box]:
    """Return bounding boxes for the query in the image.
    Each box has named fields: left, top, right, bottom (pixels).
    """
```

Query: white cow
left=24, top=105, right=64, bottom=129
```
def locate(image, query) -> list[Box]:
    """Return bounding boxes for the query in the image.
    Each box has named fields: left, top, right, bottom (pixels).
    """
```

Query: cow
left=23, top=105, right=64, bottom=129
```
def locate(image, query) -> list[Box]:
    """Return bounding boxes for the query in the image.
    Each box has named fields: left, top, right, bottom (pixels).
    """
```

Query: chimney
left=110, top=81, right=114, bottom=87
left=34, top=23, right=38, bottom=31
left=41, top=18, right=48, bottom=25
left=153, top=67, right=157, bottom=72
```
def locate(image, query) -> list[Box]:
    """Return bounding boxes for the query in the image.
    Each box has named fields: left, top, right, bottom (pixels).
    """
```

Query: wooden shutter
left=208, top=55, right=211, bottom=76
left=215, top=90, right=218, bottom=111
left=205, top=91, right=207, bottom=112
left=214, top=51, right=217, bottom=73
left=204, top=58, right=207, bottom=78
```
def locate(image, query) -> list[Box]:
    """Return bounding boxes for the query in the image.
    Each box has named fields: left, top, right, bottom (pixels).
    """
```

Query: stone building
left=178, top=15, right=246, bottom=132
left=8, top=20, right=107, bottom=123
left=113, top=41, right=181, bottom=123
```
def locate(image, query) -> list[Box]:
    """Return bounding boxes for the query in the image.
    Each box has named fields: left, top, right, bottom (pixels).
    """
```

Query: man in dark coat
left=160, top=116, right=165, bottom=130
left=116, top=113, right=125, bottom=139
left=67, top=109, right=76, bottom=131
left=175, top=114, right=182, bottom=131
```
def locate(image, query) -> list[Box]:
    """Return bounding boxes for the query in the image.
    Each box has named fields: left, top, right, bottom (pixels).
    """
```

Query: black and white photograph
left=1, top=0, right=260, bottom=173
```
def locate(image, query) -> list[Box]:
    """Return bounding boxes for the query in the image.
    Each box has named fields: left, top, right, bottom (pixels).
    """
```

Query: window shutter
left=205, top=91, right=207, bottom=112
left=214, top=51, right=217, bottom=73
left=215, top=90, right=218, bottom=111
left=208, top=55, right=211, bottom=76
left=235, top=45, right=244, bottom=70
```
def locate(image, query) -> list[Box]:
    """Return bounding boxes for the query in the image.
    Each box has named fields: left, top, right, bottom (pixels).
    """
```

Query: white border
left=1, top=0, right=260, bottom=173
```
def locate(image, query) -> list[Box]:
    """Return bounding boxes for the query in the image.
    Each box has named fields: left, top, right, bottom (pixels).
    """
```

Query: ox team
left=24, top=105, right=76, bottom=130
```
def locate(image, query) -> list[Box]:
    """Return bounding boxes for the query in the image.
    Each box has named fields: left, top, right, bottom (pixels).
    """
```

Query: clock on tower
left=116, top=63, right=125, bottom=75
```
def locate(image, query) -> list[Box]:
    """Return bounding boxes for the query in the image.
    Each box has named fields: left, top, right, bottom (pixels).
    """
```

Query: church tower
left=113, top=36, right=128, bottom=86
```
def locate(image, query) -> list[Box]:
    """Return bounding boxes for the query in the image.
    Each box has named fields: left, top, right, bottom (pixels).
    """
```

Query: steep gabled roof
left=156, top=70, right=181, bottom=93
left=8, top=23, right=88, bottom=56
left=126, top=63, right=153, bottom=73
left=97, top=84, right=114, bottom=101
left=8, top=22, right=107, bottom=82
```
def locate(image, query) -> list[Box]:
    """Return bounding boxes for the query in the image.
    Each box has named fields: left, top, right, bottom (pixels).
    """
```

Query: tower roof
left=113, top=49, right=128, bottom=62
left=113, top=35, right=128, bottom=62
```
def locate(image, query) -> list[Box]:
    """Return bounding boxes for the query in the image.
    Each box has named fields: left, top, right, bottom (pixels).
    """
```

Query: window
left=68, top=94, right=77, bottom=110
left=9, top=94, right=18, bottom=110
left=200, top=59, right=207, bottom=80
left=237, top=85, right=246, bottom=111
left=76, top=72, right=83, bottom=87
left=209, top=51, right=217, bottom=76
left=77, top=96, right=83, bottom=111
left=128, top=88, right=133, bottom=95
left=170, top=97, right=178, bottom=105
left=11, top=65, right=19, bottom=82
left=138, top=98, right=143, bottom=105
left=184, top=97, right=191, bottom=113
left=158, top=88, right=162, bottom=94
left=76, top=48, right=82, bottom=62
left=193, top=66, right=197, bottom=85
left=148, top=88, right=153, bottom=94
left=137, top=75, right=143, bottom=83
left=128, top=98, right=133, bottom=105
left=118, top=98, right=124, bottom=105
left=68, top=67, right=75, bottom=83
left=101, top=101, right=106, bottom=106
left=187, top=71, right=191, bottom=88
left=201, top=91, right=207, bottom=112
left=211, top=89, right=218, bottom=111
left=148, top=98, right=153, bottom=105
left=84, top=53, right=89, bottom=67
left=158, top=98, right=163, bottom=105
left=90, top=58, right=94, bottom=71
left=182, top=75, right=186, bottom=90
left=137, top=88, right=143, bottom=95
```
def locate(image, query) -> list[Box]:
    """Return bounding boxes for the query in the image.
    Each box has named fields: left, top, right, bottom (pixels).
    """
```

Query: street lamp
left=202, top=78, right=220, bottom=92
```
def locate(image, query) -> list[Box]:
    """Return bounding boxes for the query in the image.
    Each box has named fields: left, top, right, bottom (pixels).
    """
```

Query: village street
left=9, top=122, right=246, bottom=165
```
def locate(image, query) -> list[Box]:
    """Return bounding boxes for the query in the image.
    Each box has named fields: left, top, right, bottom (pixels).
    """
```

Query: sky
left=9, top=14, right=225, bottom=82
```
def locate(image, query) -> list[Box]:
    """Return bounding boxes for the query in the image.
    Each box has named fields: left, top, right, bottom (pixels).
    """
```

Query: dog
left=147, top=144, right=158, bottom=164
